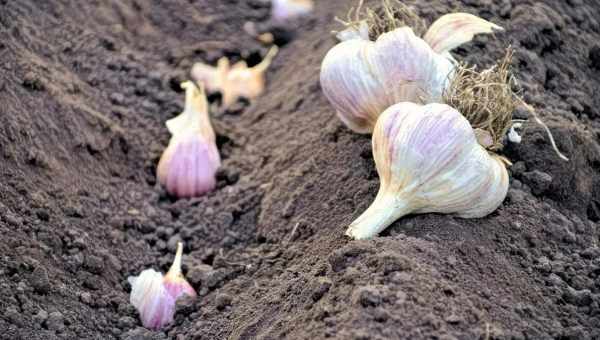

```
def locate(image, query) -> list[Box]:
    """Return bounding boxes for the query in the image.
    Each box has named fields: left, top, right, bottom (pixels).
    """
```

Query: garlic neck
left=336, top=21, right=370, bottom=41
left=167, top=82, right=215, bottom=141
left=345, top=191, right=412, bottom=240
left=165, top=242, right=183, bottom=280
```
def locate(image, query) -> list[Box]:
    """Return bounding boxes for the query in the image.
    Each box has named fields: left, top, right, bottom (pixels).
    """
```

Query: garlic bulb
left=321, top=26, right=454, bottom=133
left=346, top=102, right=509, bottom=240
left=321, top=13, right=503, bottom=134
left=272, top=0, right=314, bottom=22
left=128, top=242, right=197, bottom=330
left=191, top=46, right=278, bottom=108
left=157, top=81, right=221, bottom=198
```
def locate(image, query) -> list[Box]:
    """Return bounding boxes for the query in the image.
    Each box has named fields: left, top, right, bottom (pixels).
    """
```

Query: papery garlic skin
left=157, top=82, right=221, bottom=198
left=272, top=0, right=314, bottom=23
left=128, top=243, right=197, bottom=330
left=321, top=27, right=454, bottom=133
left=346, top=103, right=509, bottom=240
left=508, top=123, right=522, bottom=144
left=336, top=20, right=370, bottom=42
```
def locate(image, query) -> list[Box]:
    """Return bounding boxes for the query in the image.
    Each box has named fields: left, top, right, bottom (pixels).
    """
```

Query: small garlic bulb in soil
left=128, top=242, right=197, bottom=330
left=346, top=102, right=509, bottom=240
left=191, top=46, right=278, bottom=108
left=320, top=13, right=502, bottom=134
left=157, top=81, right=220, bottom=198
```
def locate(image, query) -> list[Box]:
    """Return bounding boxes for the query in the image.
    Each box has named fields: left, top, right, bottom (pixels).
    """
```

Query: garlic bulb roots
left=346, top=103, right=509, bottom=240
left=443, top=50, right=515, bottom=150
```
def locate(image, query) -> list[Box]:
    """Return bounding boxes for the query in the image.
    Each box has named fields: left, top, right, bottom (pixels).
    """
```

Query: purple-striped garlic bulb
left=128, top=242, right=197, bottom=330
left=157, top=81, right=221, bottom=198
left=320, top=13, right=503, bottom=134
left=346, top=102, right=509, bottom=240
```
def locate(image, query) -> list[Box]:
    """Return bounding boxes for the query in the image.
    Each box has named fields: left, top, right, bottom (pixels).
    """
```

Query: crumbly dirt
left=1, top=0, right=600, bottom=339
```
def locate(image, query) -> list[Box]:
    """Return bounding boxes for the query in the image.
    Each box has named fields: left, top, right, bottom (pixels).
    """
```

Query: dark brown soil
left=1, top=0, right=600, bottom=339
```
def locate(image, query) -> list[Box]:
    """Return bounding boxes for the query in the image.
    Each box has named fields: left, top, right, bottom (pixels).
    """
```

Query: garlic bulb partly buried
left=346, top=102, right=509, bottom=240
left=191, top=46, right=278, bottom=108
left=320, top=13, right=503, bottom=134
left=272, top=0, right=314, bottom=22
left=157, top=81, right=220, bottom=198
left=128, top=242, right=197, bottom=330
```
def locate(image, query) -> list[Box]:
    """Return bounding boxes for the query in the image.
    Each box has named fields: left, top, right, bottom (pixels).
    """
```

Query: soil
left=1, top=0, right=600, bottom=339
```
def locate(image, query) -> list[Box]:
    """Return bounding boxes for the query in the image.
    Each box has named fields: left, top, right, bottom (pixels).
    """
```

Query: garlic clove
left=157, top=81, right=221, bottom=198
left=191, top=46, right=278, bottom=108
left=345, top=102, right=509, bottom=240
left=271, top=0, right=314, bottom=23
left=157, top=134, right=220, bottom=198
left=320, top=27, right=454, bottom=134
left=128, top=242, right=196, bottom=330
left=190, top=63, right=219, bottom=94
left=423, top=13, right=504, bottom=55
left=222, top=46, right=278, bottom=107
left=128, top=269, right=176, bottom=330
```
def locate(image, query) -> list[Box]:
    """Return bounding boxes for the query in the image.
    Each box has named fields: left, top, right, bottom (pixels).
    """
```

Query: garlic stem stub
left=346, top=103, right=509, bottom=240
left=157, top=81, right=221, bottom=198
left=191, top=46, right=278, bottom=108
left=321, top=12, right=503, bottom=134
left=128, top=242, right=197, bottom=330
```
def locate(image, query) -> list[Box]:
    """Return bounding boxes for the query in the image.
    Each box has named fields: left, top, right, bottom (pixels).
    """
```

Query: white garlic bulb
left=128, top=242, right=197, bottom=330
left=321, top=26, right=454, bottom=133
left=157, top=81, right=221, bottom=198
left=320, top=13, right=503, bottom=134
left=346, top=102, right=509, bottom=240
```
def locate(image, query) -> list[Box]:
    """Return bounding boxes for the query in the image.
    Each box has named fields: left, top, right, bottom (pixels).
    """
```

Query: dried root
left=336, top=0, right=426, bottom=40
left=443, top=49, right=517, bottom=151
left=517, top=99, right=569, bottom=161
left=444, top=49, right=568, bottom=161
